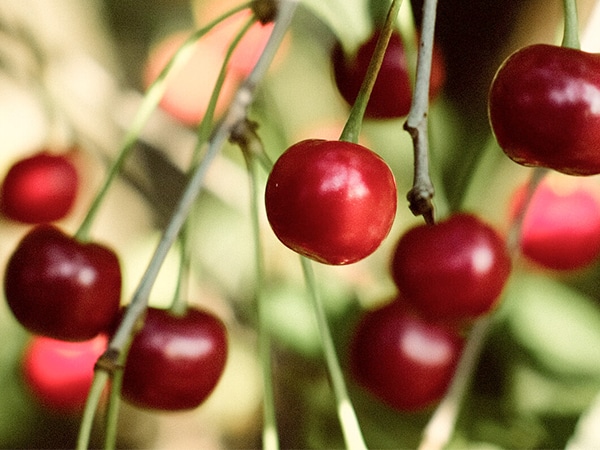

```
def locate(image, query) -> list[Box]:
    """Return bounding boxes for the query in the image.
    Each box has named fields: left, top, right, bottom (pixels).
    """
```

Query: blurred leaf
left=299, top=0, right=371, bottom=52
left=503, top=273, right=600, bottom=379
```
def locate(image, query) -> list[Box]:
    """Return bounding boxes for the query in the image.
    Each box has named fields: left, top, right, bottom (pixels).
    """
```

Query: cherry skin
left=121, top=307, right=228, bottom=411
left=0, top=151, right=78, bottom=223
left=349, top=299, right=464, bottom=412
left=510, top=177, right=600, bottom=270
left=489, top=44, right=600, bottom=176
left=391, top=213, right=511, bottom=322
left=4, top=225, right=122, bottom=341
left=332, top=30, right=445, bottom=119
left=265, top=139, right=397, bottom=265
left=21, top=335, right=107, bottom=414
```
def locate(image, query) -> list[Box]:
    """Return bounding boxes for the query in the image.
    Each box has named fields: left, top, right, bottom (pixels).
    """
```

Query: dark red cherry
left=332, top=30, right=445, bottom=119
left=349, top=299, right=464, bottom=411
left=4, top=225, right=122, bottom=341
left=0, top=151, right=79, bottom=223
left=121, top=307, right=228, bottom=411
left=489, top=44, right=600, bottom=175
left=22, top=335, right=107, bottom=414
left=391, top=213, right=511, bottom=322
left=265, top=139, right=397, bottom=265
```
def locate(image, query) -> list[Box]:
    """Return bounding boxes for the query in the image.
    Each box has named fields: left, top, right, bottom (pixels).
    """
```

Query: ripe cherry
left=265, top=139, right=397, bottom=265
left=332, top=30, right=445, bottom=119
left=0, top=151, right=78, bottom=223
left=4, top=225, right=122, bottom=341
left=22, top=335, right=107, bottom=414
left=349, top=299, right=464, bottom=412
left=510, top=177, right=600, bottom=270
left=489, top=44, right=600, bottom=175
left=391, top=213, right=511, bottom=322
left=121, top=307, right=228, bottom=411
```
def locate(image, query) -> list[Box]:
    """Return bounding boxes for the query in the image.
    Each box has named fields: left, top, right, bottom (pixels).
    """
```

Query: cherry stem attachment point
left=339, top=0, right=402, bottom=144
left=404, top=0, right=438, bottom=224
left=562, top=0, right=581, bottom=49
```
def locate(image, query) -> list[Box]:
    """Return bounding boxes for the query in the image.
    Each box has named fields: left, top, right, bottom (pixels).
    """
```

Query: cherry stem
left=169, top=15, right=256, bottom=317
left=72, top=3, right=251, bottom=242
left=562, top=0, right=581, bottom=49
left=231, top=120, right=280, bottom=450
left=418, top=315, right=492, bottom=450
left=300, top=258, right=368, bottom=450
left=404, top=0, right=438, bottom=224
left=339, top=0, right=402, bottom=144
left=76, top=2, right=297, bottom=448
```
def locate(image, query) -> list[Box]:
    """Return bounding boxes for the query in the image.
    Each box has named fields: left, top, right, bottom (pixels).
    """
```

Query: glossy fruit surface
left=349, top=299, right=464, bottom=411
left=265, top=139, right=397, bottom=265
left=22, top=335, right=107, bottom=414
left=4, top=225, right=122, bottom=341
left=391, top=213, right=511, bottom=321
left=121, top=307, right=228, bottom=411
left=0, top=151, right=78, bottom=223
left=489, top=44, right=600, bottom=175
left=332, top=30, right=445, bottom=119
left=510, top=177, right=600, bottom=270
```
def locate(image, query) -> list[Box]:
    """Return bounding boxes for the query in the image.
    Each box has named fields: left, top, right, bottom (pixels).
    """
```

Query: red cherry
left=22, top=335, right=107, bottom=414
left=121, top=307, right=228, bottom=411
left=510, top=177, right=600, bottom=270
left=265, top=139, right=397, bottom=265
left=349, top=299, right=464, bottom=412
left=489, top=44, right=600, bottom=175
left=0, top=151, right=78, bottom=223
left=332, top=30, right=445, bottom=119
left=4, top=225, right=122, bottom=341
left=391, top=213, right=511, bottom=322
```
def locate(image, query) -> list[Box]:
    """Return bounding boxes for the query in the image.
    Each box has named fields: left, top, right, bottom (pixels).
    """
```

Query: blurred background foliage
left=0, top=0, right=600, bottom=448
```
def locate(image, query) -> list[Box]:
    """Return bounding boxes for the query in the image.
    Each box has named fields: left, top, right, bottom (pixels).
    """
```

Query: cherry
left=4, top=225, right=122, bottom=341
left=144, top=31, right=239, bottom=126
left=0, top=151, right=79, bottom=223
left=510, top=177, right=600, bottom=270
left=349, top=299, right=464, bottom=412
left=332, top=30, right=445, bottom=119
left=489, top=44, right=600, bottom=176
left=121, top=306, right=228, bottom=411
left=391, top=213, right=511, bottom=322
left=264, top=139, right=397, bottom=265
left=21, top=335, right=107, bottom=414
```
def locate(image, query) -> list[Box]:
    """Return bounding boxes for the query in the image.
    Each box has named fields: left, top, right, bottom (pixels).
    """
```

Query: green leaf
left=503, top=273, right=600, bottom=379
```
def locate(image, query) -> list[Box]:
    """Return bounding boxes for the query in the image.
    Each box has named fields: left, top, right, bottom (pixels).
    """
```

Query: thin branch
left=403, top=0, right=439, bottom=224
left=76, top=2, right=298, bottom=447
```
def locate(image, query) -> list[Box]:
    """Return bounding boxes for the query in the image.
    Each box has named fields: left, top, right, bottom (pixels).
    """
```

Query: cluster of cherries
left=1, top=151, right=227, bottom=414
left=265, top=23, right=600, bottom=413
left=3, top=3, right=600, bottom=441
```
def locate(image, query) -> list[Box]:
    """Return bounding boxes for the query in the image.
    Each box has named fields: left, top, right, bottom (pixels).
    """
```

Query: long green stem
left=339, top=0, right=402, bottom=143
left=562, top=0, right=581, bottom=49
left=241, top=142, right=279, bottom=450
left=300, top=258, right=367, bottom=450
left=77, top=371, right=110, bottom=450
left=73, top=3, right=250, bottom=242
left=76, top=2, right=298, bottom=448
